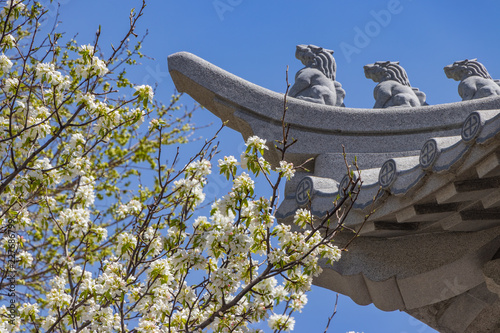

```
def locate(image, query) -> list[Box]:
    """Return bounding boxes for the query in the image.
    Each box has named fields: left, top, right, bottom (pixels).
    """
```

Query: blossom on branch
left=0, top=2, right=351, bottom=332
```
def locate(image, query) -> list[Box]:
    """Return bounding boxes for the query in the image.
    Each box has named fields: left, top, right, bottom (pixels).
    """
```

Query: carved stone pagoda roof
left=168, top=52, right=500, bottom=333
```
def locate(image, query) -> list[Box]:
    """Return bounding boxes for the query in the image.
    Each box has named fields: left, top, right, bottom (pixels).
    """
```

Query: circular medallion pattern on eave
left=379, top=160, right=397, bottom=189
left=420, top=139, right=438, bottom=169
left=462, top=112, right=481, bottom=142
left=296, top=177, right=313, bottom=205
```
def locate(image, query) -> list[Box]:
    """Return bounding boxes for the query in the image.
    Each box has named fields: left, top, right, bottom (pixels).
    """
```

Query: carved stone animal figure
left=364, top=61, right=426, bottom=108
left=444, top=59, right=500, bottom=101
left=289, top=44, right=345, bottom=106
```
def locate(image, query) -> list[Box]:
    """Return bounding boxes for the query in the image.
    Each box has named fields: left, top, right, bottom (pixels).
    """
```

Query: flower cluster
left=268, top=313, right=296, bottom=332
left=276, top=160, right=295, bottom=180
left=240, top=136, right=271, bottom=175
left=117, top=199, right=143, bottom=218
left=134, top=84, right=154, bottom=107
left=0, top=2, right=350, bottom=332
left=35, top=62, right=71, bottom=89
left=74, top=44, right=109, bottom=78
left=0, top=54, right=12, bottom=74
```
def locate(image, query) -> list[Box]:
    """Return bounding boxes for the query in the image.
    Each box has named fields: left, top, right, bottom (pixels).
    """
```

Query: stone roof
left=168, top=52, right=500, bottom=333
left=278, top=109, right=500, bottom=235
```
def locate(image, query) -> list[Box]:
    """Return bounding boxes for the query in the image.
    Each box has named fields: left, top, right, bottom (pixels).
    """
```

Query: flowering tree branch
left=0, top=1, right=363, bottom=332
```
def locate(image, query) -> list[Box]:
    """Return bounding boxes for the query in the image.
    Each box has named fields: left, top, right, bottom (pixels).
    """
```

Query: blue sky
left=52, top=0, right=500, bottom=332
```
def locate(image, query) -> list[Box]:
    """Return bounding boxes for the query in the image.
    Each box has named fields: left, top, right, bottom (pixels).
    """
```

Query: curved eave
left=168, top=52, right=500, bottom=165
left=278, top=109, right=500, bottom=236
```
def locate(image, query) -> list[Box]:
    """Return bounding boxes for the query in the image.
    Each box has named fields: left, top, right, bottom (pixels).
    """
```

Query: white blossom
left=46, top=288, right=72, bottom=309
left=3, top=77, right=18, bottom=93
left=117, top=232, right=137, bottom=256
left=232, top=172, right=254, bottom=194
left=134, top=84, right=154, bottom=102
left=276, top=160, right=295, bottom=180
left=67, top=155, right=91, bottom=178
left=69, top=133, right=86, bottom=150
left=18, top=250, right=33, bottom=267
left=3, top=0, right=25, bottom=13
left=94, top=227, right=108, bottom=242
left=75, top=54, right=109, bottom=78
left=41, top=316, right=56, bottom=331
left=91, top=56, right=109, bottom=76
left=290, top=292, right=308, bottom=312
left=35, top=62, right=69, bottom=88
left=0, top=54, right=12, bottom=74
left=268, top=313, right=295, bottom=332
left=127, top=107, right=145, bottom=126
left=117, top=199, right=142, bottom=218
left=186, top=159, right=211, bottom=177
left=58, top=207, right=91, bottom=235
left=136, top=319, right=161, bottom=333
left=245, top=135, right=268, bottom=151
left=19, top=303, right=39, bottom=318
left=1, top=34, right=15, bottom=48
left=218, top=155, right=238, bottom=168
left=78, top=44, right=95, bottom=55
left=76, top=92, right=98, bottom=111
left=293, top=208, right=312, bottom=228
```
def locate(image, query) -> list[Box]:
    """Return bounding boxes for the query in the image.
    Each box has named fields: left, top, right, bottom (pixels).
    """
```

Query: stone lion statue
left=364, top=61, right=427, bottom=108
left=289, top=44, right=345, bottom=106
left=444, top=59, right=500, bottom=101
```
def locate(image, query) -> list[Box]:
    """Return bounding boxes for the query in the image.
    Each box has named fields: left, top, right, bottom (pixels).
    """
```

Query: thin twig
left=323, top=293, right=339, bottom=333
